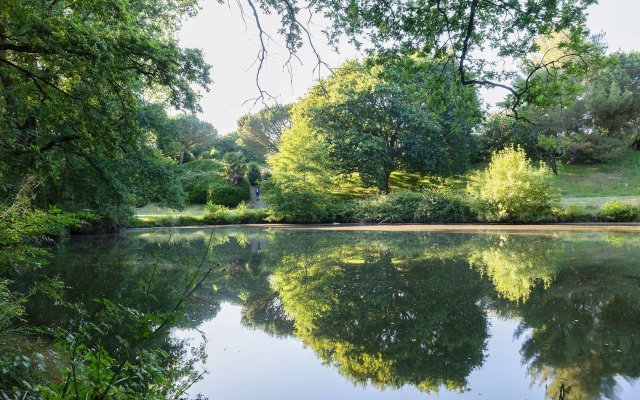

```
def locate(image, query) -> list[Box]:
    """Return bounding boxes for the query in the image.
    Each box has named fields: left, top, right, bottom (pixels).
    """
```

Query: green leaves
left=293, top=57, right=481, bottom=193
left=0, top=0, right=210, bottom=215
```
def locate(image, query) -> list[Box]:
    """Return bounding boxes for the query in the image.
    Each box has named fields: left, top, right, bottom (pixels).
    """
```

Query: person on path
left=255, top=187, right=260, bottom=200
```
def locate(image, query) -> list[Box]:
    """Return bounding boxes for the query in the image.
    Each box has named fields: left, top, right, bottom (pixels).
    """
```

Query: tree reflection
left=273, top=243, right=488, bottom=392
left=518, top=264, right=640, bottom=400
left=470, top=233, right=640, bottom=400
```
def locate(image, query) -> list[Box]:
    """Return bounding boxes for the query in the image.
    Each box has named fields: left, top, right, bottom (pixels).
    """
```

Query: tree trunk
left=380, top=171, right=391, bottom=194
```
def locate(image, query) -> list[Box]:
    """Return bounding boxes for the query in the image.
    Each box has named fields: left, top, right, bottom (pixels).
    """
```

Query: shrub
left=179, top=160, right=225, bottom=204
left=262, top=180, right=344, bottom=223
left=566, top=135, right=626, bottom=164
left=203, top=202, right=267, bottom=224
left=560, top=204, right=591, bottom=222
left=222, top=152, right=247, bottom=184
left=467, top=146, right=559, bottom=222
left=600, top=200, right=639, bottom=222
left=414, top=190, right=476, bottom=223
left=353, top=190, right=476, bottom=223
left=207, top=178, right=250, bottom=208
left=247, top=162, right=261, bottom=185
left=354, top=191, right=424, bottom=223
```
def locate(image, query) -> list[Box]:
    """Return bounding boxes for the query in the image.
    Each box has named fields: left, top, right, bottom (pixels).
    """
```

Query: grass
left=131, top=203, right=268, bottom=227
left=334, top=151, right=640, bottom=200
left=550, top=150, right=640, bottom=197
left=134, top=204, right=205, bottom=217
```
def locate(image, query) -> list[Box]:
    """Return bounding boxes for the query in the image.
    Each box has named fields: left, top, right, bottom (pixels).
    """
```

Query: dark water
left=40, top=227, right=640, bottom=399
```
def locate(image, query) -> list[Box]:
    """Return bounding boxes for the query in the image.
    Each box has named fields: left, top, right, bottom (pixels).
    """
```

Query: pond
left=35, top=226, right=640, bottom=399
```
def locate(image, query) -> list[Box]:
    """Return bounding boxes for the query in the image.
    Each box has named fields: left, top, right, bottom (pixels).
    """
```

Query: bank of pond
left=3, top=226, right=640, bottom=399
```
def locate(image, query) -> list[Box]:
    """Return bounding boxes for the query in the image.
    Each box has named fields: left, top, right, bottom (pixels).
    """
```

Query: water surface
left=40, top=227, right=640, bottom=399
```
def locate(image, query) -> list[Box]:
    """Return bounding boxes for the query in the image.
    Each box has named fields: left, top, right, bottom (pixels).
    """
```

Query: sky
left=179, top=0, right=640, bottom=135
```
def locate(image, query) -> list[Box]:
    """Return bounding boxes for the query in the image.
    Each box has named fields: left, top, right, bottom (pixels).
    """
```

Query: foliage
left=600, top=200, right=639, bottom=222
left=475, top=115, right=538, bottom=162
left=179, top=159, right=224, bottom=205
left=267, top=122, right=335, bottom=193
left=222, top=152, right=247, bottom=184
left=585, top=52, right=640, bottom=143
left=204, top=202, right=268, bottom=224
left=0, top=186, right=87, bottom=272
left=209, top=133, right=244, bottom=159
left=295, top=57, right=481, bottom=193
left=353, top=190, right=476, bottom=223
left=207, top=178, right=250, bottom=208
left=253, top=0, right=597, bottom=114
left=0, top=0, right=210, bottom=216
left=237, top=104, right=292, bottom=159
left=172, top=115, right=218, bottom=163
left=247, top=162, right=261, bottom=186
left=467, top=147, right=559, bottom=222
left=566, top=134, right=627, bottom=164
left=261, top=180, right=346, bottom=223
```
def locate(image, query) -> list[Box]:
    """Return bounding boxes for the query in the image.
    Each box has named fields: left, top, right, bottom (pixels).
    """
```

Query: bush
left=354, top=191, right=423, bottom=223
left=247, top=162, right=261, bottom=185
left=467, top=146, right=559, bottom=222
left=203, top=202, right=267, bottom=224
left=262, top=180, right=345, bottom=223
left=179, top=160, right=225, bottom=204
left=207, top=178, right=250, bottom=208
left=353, top=190, right=476, bottom=223
left=566, top=135, right=626, bottom=164
left=600, top=200, right=639, bottom=222
left=414, top=190, right=476, bottom=223
left=559, top=204, right=591, bottom=222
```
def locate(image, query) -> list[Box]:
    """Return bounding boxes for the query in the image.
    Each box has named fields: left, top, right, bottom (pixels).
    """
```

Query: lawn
left=550, top=150, right=640, bottom=197
left=135, top=203, right=205, bottom=217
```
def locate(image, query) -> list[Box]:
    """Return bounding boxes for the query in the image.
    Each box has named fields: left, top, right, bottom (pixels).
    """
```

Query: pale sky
left=179, top=0, right=640, bottom=134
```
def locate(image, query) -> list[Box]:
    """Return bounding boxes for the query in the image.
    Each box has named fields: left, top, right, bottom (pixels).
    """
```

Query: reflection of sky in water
left=176, top=304, right=546, bottom=400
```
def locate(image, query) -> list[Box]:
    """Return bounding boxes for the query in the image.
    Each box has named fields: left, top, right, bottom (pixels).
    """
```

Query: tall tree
left=0, top=0, right=210, bottom=211
left=296, top=57, right=481, bottom=193
left=237, top=104, right=292, bottom=154
left=173, top=115, right=218, bottom=164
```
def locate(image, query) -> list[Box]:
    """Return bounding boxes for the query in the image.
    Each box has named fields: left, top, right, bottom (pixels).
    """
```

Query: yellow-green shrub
left=467, top=146, right=559, bottom=222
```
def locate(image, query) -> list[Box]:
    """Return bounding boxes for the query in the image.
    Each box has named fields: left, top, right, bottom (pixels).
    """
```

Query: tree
left=585, top=52, right=640, bottom=147
left=238, top=0, right=596, bottom=117
left=297, top=57, right=481, bottom=193
left=237, top=104, right=292, bottom=154
left=0, top=0, right=210, bottom=214
left=173, top=115, right=218, bottom=164
left=222, top=152, right=247, bottom=184
left=247, top=162, right=261, bottom=185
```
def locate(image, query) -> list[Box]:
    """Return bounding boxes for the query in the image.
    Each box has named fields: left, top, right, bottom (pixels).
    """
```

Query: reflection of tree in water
left=471, top=233, right=640, bottom=400
left=272, top=244, right=488, bottom=392
left=469, top=234, right=562, bottom=303
left=518, top=264, right=640, bottom=400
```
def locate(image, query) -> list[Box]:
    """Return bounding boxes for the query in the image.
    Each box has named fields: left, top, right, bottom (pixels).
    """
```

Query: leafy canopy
left=247, top=0, right=597, bottom=115
left=296, top=57, right=481, bottom=193
left=0, top=0, right=210, bottom=212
